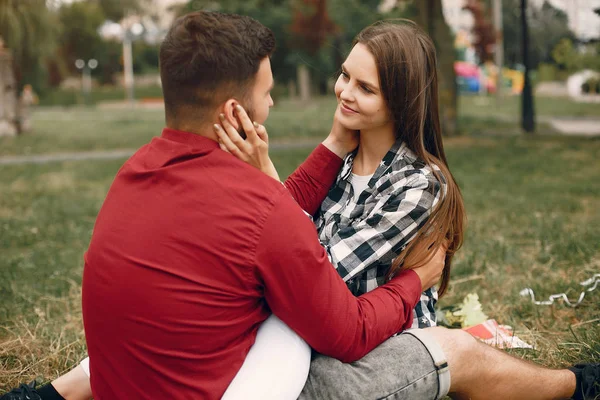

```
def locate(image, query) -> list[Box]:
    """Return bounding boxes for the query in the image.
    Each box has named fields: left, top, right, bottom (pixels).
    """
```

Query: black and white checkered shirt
left=313, top=139, right=444, bottom=329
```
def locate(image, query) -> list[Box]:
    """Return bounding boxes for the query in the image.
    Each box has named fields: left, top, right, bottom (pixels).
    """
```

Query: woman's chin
left=336, top=110, right=362, bottom=131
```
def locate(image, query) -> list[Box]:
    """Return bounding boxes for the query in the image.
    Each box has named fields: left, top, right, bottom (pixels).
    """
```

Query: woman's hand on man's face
left=213, top=105, right=280, bottom=181
left=322, top=105, right=359, bottom=159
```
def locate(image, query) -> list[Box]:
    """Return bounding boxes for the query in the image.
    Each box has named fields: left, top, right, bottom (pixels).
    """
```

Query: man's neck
left=166, top=120, right=219, bottom=142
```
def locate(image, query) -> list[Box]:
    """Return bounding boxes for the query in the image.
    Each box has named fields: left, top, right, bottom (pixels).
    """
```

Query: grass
left=459, top=94, right=600, bottom=120
left=1, top=102, right=600, bottom=391
left=37, top=85, right=164, bottom=107
left=0, top=98, right=337, bottom=157
left=0, top=95, right=576, bottom=157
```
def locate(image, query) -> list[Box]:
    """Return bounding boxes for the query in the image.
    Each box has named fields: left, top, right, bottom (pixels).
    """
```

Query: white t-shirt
left=350, top=172, right=374, bottom=199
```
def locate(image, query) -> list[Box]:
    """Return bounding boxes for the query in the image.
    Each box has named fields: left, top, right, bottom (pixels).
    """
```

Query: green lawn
left=459, top=94, right=600, bottom=120
left=5, top=93, right=597, bottom=157
left=0, top=98, right=337, bottom=156
left=1, top=105, right=599, bottom=391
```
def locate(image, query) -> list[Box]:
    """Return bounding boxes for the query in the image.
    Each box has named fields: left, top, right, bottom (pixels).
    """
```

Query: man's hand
left=409, top=242, right=448, bottom=291
left=321, top=105, right=359, bottom=159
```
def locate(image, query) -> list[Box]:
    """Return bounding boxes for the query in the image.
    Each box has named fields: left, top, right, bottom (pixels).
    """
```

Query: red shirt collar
left=161, top=127, right=220, bottom=151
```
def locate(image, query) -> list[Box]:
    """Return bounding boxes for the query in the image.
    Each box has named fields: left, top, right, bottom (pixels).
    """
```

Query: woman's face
left=334, top=43, right=392, bottom=132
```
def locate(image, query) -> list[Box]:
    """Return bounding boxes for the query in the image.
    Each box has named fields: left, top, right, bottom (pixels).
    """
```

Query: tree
left=176, top=0, right=296, bottom=89
left=501, top=0, right=574, bottom=69
left=58, top=2, right=107, bottom=71
left=551, top=38, right=578, bottom=72
left=463, top=0, right=496, bottom=63
left=0, top=0, right=60, bottom=91
left=289, top=0, right=337, bottom=100
left=327, top=0, right=386, bottom=73
left=411, top=0, right=458, bottom=136
left=94, top=0, right=143, bottom=21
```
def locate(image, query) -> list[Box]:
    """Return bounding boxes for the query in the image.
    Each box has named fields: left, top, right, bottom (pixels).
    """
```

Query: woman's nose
left=339, top=85, right=354, bottom=102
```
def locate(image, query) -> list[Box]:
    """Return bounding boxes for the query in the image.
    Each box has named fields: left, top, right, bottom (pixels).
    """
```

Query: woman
left=3, top=20, right=465, bottom=400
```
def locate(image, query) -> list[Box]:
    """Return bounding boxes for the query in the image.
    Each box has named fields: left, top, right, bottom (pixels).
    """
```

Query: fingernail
left=213, top=124, right=220, bottom=131
left=235, top=105, right=243, bottom=112
left=253, top=122, right=259, bottom=128
left=219, top=114, right=225, bottom=120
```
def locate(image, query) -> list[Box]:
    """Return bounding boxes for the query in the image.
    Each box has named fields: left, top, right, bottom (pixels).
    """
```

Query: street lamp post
left=123, top=23, right=144, bottom=107
left=75, top=58, right=98, bottom=105
left=98, top=20, right=144, bottom=107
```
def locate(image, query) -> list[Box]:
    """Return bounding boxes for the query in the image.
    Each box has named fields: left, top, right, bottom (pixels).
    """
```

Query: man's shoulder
left=114, top=139, right=289, bottom=207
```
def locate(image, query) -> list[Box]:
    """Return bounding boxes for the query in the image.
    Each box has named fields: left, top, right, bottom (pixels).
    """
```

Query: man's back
left=82, top=128, right=284, bottom=398
left=83, top=128, right=423, bottom=399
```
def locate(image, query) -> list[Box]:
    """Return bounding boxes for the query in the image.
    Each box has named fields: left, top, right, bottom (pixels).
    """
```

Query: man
left=2, top=11, right=598, bottom=400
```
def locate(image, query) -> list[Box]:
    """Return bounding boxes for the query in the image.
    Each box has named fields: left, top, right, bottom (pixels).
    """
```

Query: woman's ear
left=222, top=99, right=241, bottom=131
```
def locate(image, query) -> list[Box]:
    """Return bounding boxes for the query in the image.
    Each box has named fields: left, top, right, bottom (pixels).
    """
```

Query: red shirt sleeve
left=284, top=144, right=343, bottom=215
left=254, top=190, right=422, bottom=363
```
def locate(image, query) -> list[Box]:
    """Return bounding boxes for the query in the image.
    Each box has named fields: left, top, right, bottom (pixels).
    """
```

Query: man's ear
left=222, top=99, right=241, bottom=131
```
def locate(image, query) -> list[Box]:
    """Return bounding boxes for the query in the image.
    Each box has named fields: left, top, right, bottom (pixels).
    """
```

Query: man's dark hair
left=159, top=11, right=275, bottom=123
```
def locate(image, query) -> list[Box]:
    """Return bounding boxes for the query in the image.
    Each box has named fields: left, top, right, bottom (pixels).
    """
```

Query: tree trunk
left=297, top=64, right=311, bottom=102
left=414, top=0, right=458, bottom=136
left=0, top=46, right=18, bottom=137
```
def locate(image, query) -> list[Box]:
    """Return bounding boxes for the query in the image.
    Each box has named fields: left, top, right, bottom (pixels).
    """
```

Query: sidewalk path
left=0, top=140, right=321, bottom=166
left=548, top=118, right=600, bottom=137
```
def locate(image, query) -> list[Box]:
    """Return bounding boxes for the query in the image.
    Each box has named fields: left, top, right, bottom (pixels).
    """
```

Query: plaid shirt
left=313, top=140, right=444, bottom=329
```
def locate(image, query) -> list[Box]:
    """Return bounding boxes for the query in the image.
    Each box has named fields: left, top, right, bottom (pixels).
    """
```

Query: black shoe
left=570, top=363, right=600, bottom=400
left=0, top=381, right=42, bottom=400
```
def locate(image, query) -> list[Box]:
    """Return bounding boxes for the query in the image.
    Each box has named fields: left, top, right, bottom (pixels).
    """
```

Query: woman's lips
left=341, top=102, right=358, bottom=114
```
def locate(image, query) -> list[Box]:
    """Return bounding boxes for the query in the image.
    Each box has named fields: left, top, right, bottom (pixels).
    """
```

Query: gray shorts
left=298, top=329, right=451, bottom=400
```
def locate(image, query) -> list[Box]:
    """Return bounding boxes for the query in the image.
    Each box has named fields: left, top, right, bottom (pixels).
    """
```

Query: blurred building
left=147, top=0, right=189, bottom=31
left=442, top=0, right=474, bottom=34
left=533, top=0, right=600, bottom=41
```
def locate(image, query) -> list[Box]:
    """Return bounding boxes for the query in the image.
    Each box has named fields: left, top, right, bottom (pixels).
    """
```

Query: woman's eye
left=361, top=85, right=372, bottom=94
left=341, top=71, right=349, bottom=79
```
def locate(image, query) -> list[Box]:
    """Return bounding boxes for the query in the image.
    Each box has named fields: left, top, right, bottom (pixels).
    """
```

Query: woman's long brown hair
left=355, top=20, right=466, bottom=296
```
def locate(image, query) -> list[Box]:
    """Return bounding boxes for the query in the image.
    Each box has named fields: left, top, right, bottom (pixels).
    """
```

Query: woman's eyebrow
left=342, top=64, right=379, bottom=91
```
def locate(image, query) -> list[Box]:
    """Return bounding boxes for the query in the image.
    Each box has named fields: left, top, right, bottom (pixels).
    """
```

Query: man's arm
left=284, top=115, right=357, bottom=215
left=325, top=171, right=442, bottom=285
left=254, top=190, right=423, bottom=363
left=284, top=144, right=343, bottom=215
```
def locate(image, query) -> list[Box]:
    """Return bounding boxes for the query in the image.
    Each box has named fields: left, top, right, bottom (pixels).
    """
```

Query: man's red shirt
left=82, top=128, right=421, bottom=399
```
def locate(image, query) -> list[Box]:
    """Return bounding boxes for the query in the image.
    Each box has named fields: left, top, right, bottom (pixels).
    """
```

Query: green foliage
left=536, top=63, right=569, bottom=82
left=581, top=77, right=600, bottom=94
left=502, top=0, right=575, bottom=69
left=58, top=1, right=106, bottom=66
left=132, top=42, right=159, bottom=74
left=95, top=0, right=143, bottom=21
left=179, top=0, right=297, bottom=83
left=176, top=0, right=411, bottom=91
left=551, top=38, right=578, bottom=71
left=551, top=39, right=600, bottom=74
left=0, top=0, right=60, bottom=91
left=579, top=42, right=600, bottom=72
